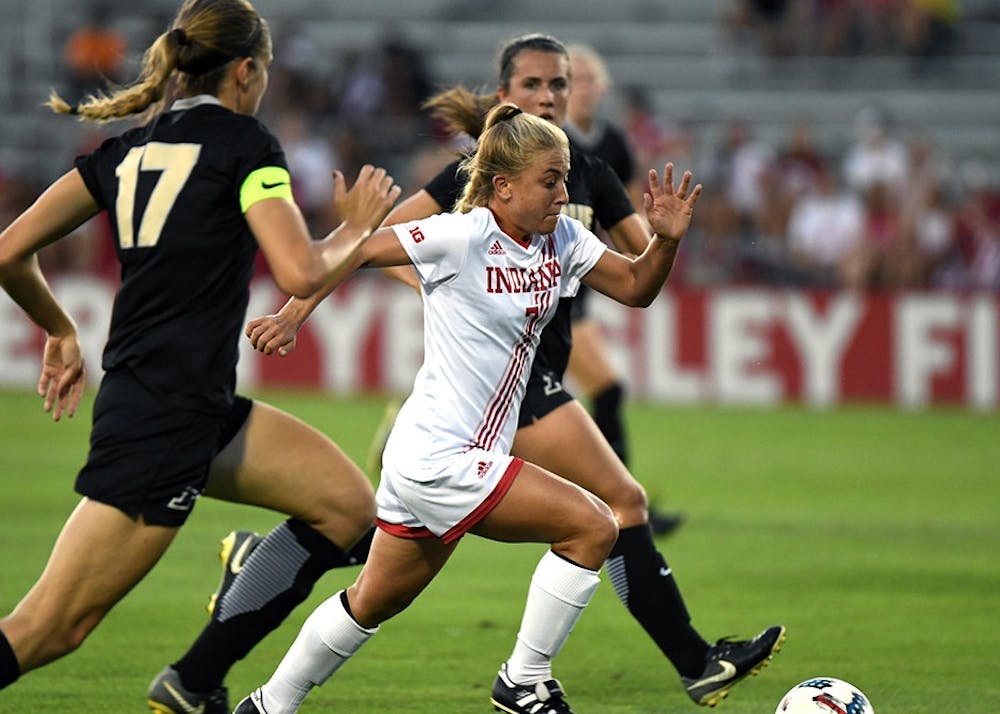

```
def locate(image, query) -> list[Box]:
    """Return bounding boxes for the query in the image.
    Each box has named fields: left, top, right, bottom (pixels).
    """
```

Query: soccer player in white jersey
left=235, top=103, right=701, bottom=714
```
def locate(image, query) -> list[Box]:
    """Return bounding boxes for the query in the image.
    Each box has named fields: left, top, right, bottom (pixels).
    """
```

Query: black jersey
left=564, top=119, right=635, bottom=187
left=75, top=99, right=287, bottom=413
left=424, top=140, right=634, bottom=379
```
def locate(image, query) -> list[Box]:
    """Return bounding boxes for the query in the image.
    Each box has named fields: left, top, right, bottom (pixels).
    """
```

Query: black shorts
left=517, top=366, right=575, bottom=428
left=75, top=369, right=253, bottom=527
left=570, top=284, right=592, bottom=323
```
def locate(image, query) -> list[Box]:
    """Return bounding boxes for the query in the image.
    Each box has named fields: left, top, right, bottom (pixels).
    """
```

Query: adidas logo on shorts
left=477, top=460, right=493, bottom=478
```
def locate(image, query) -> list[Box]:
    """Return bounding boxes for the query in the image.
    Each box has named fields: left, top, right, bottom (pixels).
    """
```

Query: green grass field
left=0, top=388, right=997, bottom=713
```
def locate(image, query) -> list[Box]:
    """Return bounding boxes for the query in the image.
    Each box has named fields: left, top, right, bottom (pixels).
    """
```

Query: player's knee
left=623, top=480, right=650, bottom=521
left=309, top=482, right=376, bottom=543
left=604, top=478, right=648, bottom=520
left=587, top=499, right=619, bottom=562
left=335, top=489, right=376, bottom=536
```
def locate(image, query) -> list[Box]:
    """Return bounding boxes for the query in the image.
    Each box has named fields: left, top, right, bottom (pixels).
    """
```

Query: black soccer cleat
left=146, top=666, right=229, bottom=714
left=491, top=663, right=574, bottom=713
left=207, top=530, right=263, bottom=615
left=681, top=625, right=786, bottom=707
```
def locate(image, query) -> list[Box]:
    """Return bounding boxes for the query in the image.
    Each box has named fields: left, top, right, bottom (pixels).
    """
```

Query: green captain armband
left=240, top=166, right=294, bottom=212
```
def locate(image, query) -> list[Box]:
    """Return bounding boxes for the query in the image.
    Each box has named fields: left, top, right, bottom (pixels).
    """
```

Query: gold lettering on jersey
left=486, top=259, right=562, bottom=294
left=561, top=203, right=594, bottom=231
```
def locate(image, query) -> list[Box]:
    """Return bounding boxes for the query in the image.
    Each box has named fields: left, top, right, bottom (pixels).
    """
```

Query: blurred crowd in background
left=1, top=0, right=996, bottom=292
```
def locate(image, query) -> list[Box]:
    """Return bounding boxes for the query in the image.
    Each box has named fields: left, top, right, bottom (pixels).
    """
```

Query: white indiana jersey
left=384, top=207, right=607, bottom=481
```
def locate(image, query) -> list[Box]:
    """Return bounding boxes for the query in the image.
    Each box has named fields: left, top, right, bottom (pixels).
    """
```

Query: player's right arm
left=246, top=165, right=400, bottom=299
left=245, top=187, right=443, bottom=356
left=0, top=169, right=101, bottom=420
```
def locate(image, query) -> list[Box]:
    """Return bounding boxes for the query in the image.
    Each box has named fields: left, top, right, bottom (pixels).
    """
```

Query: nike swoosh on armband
left=261, top=181, right=289, bottom=189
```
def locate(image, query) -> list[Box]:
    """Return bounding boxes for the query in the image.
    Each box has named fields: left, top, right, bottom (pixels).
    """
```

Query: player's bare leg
left=568, top=319, right=683, bottom=536
left=2, top=499, right=175, bottom=673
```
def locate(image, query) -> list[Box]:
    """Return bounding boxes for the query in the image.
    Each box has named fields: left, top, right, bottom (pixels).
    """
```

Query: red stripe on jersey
left=473, top=240, right=558, bottom=449
left=374, top=520, right=436, bottom=540
left=441, top=457, right=524, bottom=544
left=476, top=334, right=531, bottom=447
left=474, top=289, right=553, bottom=450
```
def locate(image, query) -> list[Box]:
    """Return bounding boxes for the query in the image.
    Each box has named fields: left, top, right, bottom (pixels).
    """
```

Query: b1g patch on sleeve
left=408, top=225, right=426, bottom=243
left=240, top=166, right=293, bottom=212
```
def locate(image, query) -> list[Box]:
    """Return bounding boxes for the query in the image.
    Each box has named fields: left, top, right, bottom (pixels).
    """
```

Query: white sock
left=504, top=550, right=600, bottom=685
left=258, top=591, right=377, bottom=714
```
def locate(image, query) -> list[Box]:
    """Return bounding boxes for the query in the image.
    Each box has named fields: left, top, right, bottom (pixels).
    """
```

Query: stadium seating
left=0, top=0, right=997, bottom=184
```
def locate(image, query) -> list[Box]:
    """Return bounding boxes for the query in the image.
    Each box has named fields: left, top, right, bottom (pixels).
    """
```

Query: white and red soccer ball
left=775, top=677, right=874, bottom=714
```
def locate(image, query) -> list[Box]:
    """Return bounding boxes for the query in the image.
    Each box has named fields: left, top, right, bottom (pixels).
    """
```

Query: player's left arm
left=604, top=213, right=652, bottom=258
left=583, top=163, right=700, bottom=307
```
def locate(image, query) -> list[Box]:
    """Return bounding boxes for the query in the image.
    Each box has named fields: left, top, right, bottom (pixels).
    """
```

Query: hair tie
left=170, top=28, right=190, bottom=46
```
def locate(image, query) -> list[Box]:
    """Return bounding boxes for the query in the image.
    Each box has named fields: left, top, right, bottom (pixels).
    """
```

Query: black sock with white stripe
left=606, top=524, right=709, bottom=678
left=173, top=518, right=353, bottom=692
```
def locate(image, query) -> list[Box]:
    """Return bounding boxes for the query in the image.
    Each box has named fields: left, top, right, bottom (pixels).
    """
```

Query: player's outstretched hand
left=38, top=333, right=85, bottom=421
left=333, top=165, right=402, bottom=237
left=643, top=163, right=702, bottom=244
left=245, top=312, right=298, bottom=356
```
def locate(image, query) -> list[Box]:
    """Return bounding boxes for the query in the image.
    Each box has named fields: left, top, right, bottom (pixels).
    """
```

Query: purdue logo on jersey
left=562, top=203, right=594, bottom=232
left=485, top=259, right=561, bottom=294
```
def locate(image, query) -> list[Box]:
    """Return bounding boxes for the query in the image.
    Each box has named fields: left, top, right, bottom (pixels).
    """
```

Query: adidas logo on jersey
left=477, top=460, right=493, bottom=478
left=488, top=241, right=506, bottom=256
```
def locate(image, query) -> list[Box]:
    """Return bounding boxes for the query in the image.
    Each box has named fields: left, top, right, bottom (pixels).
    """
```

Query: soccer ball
left=774, top=677, right=874, bottom=714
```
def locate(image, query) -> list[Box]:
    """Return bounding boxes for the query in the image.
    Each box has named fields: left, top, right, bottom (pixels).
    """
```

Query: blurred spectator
left=675, top=195, right=743, bottom=286
left=841, top=181, right=904, bottom=288
left=331, top=34, right=434, bottom=124
left=901, top=0, right=960, bottom=71
left=721, top=119, right=777, bottom=238
left=380, top=35, right=435, bottom=120
left=785, top=163, right=865, bottom=286
left=274, top=112, right=341, bottom=232
left=945, top=163, right=1000, bottom=290
left=740, top=120, right=828, bottom=283
left=843, top=106, right=908, bottom=197
left=332, top=47, right=383, bottom=120
left=776, top=120, right=826, bottom=198
left=265, top=20, right=330, bottom=115
left=622, top=86, right=696, bottom=173
left=814, top=0, right=857, bottom=56
left=720, top=0, right=796, bottom=57
left=63, top=4, right=127, bottom=101
left=897, top=180, right=955, bottom=286
left=856, top=0, right=907, bottom=54
left=888, top=136, right=956, bottom=286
